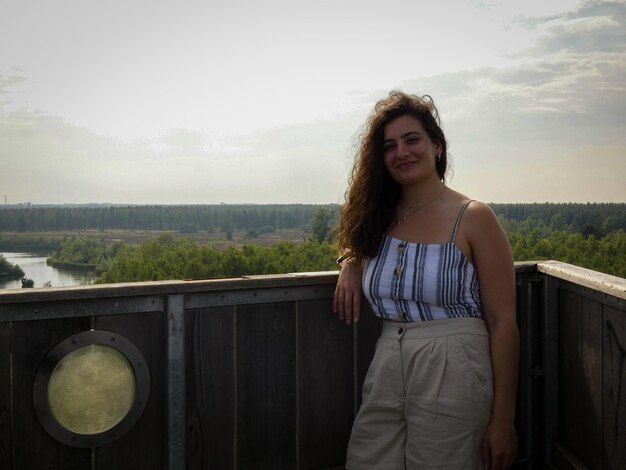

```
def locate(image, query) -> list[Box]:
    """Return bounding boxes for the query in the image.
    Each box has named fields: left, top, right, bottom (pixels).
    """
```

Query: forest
left=1, top=203, right=624, bottom=282
left=0, top=204, right=336, bottom=232
left=97, top=234, right=338, bottom=283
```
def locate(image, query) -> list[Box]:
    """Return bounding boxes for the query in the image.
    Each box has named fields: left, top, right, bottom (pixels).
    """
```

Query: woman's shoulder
left=444, top=190, right=500, bottom=232
left=465, top=200, right=495, bottom=218
left=457, top=198, right=506, bottom=242
left=444, top=190, right=491, bottom=216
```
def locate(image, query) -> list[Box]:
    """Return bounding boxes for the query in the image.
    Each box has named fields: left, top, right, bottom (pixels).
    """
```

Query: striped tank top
left=362, top=200, right=482, bottom=322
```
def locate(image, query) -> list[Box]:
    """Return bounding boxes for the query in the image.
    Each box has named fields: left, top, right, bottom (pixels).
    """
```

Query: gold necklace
left=395, top=185, right=445, bottom=227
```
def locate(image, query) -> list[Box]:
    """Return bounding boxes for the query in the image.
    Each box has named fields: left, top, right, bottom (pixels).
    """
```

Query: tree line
left=0, top=204, right=340, bottom=232
left=53, top=229, right=625, bottom=282
left=1, top=203, right=624, bottom=235
left=3, top=205, right=625, bottom=283
left=493, top=202, right=625, bottom=237
left=41, top=209, right=339, bottom=282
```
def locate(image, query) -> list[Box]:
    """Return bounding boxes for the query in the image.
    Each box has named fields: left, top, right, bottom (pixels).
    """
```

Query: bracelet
left=336, top=253, right=352, bottom=267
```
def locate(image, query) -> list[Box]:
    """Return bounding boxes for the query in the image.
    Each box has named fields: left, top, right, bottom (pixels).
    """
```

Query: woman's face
left=382, top=114, right=441, bottom=187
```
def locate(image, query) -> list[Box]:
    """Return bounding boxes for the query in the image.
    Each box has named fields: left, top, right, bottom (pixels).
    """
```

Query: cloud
left=511, top=0, right=626, bottom=53
left=1, top=1, right=624, bottom=204
left=0, top=106, right=356, bottom=204
left=398, top=0, right=625, bottom=144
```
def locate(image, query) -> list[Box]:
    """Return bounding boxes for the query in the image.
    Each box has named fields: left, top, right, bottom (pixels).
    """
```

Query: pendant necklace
left=395, top=185, right=446, bottom=227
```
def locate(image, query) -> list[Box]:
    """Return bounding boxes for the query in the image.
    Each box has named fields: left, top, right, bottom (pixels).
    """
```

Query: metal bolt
left=34, top=307, right=39, bottom=313
left=114, top=302, right=119, bottom=308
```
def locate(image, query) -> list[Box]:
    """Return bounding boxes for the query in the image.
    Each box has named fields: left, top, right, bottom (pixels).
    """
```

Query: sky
left=0, top=0, right=624, bottom=205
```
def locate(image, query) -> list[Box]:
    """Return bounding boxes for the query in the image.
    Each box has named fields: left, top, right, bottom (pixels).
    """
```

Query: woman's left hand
left=481, top=418, right=518, bottom=470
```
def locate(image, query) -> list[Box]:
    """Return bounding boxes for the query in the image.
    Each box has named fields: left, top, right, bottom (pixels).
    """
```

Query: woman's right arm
left=333, top=261, right=364, bottom=325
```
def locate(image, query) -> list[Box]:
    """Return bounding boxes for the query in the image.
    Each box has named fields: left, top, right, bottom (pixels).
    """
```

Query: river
left=0, top=252, right=97, bottom=290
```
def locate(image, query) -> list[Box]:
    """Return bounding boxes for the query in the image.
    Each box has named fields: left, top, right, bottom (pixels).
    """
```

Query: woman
left=333, top=91, right=519, bottom=470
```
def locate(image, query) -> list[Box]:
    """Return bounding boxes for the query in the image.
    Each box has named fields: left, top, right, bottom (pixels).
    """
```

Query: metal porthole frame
left=32, top=329, right=150, bottom=448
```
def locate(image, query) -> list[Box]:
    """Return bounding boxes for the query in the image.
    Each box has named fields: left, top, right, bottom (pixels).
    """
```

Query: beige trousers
left=346, top=317, right=493, bottom=470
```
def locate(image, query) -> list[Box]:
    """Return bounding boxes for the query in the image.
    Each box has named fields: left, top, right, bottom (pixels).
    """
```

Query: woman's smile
left=396, top=160, right=419, bottom=170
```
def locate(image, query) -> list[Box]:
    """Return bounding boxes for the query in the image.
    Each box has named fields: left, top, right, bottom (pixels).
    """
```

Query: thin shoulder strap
left=449, top=200, right=474, bottom=243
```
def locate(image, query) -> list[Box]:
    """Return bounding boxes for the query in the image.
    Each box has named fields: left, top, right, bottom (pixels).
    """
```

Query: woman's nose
left=397, top=142, right=410, bottom=158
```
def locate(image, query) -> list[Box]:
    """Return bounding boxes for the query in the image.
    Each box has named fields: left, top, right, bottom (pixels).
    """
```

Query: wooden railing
left=0, top=262, right=624, bottom=470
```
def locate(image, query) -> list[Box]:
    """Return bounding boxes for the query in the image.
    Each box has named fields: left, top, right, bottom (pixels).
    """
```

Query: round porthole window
left=33, top=330, right=150, bottom=448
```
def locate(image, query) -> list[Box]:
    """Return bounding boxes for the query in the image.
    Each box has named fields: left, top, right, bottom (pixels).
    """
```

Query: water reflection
left=0, top=252, right=96, bottom=290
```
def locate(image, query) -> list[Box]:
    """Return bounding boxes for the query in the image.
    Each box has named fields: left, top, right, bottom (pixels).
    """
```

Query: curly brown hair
left=337, top=91, right=449, bottom=261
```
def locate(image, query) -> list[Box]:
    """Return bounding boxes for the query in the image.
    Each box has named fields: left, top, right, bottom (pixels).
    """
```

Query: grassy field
left=0, top=228, right=310, bottom=251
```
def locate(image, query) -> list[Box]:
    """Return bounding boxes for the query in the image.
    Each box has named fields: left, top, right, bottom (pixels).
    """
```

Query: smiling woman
left=334, top=91, right=520, bottom=469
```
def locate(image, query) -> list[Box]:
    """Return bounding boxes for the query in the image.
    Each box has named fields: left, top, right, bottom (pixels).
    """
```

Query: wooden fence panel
left=604, top=305, right=626, bottom=469
left=11, top=317, right=92, bottom=470
left=298, top=298, right=354, bottom=469
left=236, top=302, right=297, bottom=470
left=0, top=322, right=11, bottom=469
left=579, top=297, right=603, bottom=469
left=2, top=267, right=622, bottom=469
left=355, top=303, right=381, bottom=408
left=94, top=312, right=164, bottom=470
left=558, top=289, right=581, bottom=455
left=186, top=306, right=235, bottom=470
left=515, top=274, right=536, bottom=466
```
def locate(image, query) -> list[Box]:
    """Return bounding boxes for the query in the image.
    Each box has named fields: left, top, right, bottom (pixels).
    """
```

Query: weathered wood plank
left=579, top=297, right=602, bottom=469
left=558, top=288, right=581, bottom=454
left=604, top=305, right=626, bottom=469
left=514, top=274, right=533, bottom=465
left=298, top=298, right=353, bottom=469
left=355, top=302, right=381, bottom=410
left=94, top=312, right=164, bottom=470
left=538, top=261, right=626, bottom=301
left=186, top=306, right=235, bottom=470
left=0, top=272, right=339, bottom=305
left=0, top=322, right=12, bottom=469
left=236, top=302, right=296, bottom=470
left=12, top=317, right=92, bottom=470
left=0, top=296, right=163, bottom=322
